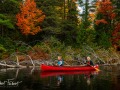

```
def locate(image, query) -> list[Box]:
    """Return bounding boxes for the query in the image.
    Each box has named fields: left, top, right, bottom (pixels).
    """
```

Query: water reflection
left=0, top=67, right=35, bottom=78
left=0, top=67, right=40, bottom=89
left=57, top=75, right=63, bottom=86
left=0, top=66, right=119, bottom=90
left=84, top=71, right=99, bottom=85
left=40, top=70, right=100, bottom=88
left=40, top=71, right=97, bottom=78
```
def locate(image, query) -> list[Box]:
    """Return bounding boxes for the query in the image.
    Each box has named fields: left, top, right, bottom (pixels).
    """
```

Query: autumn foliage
left=95, top=19, right=108, bottom=25
left=16, top=0, right=45, bottom=35
left=95, top=0, right=120, bottom=48
left=95, top=0, right=116, bottom=25
left=112, top=23, right=120, bottom=46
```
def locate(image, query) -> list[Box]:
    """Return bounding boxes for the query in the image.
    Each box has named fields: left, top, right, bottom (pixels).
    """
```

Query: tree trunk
left=63, top=0, right=66, bottom=20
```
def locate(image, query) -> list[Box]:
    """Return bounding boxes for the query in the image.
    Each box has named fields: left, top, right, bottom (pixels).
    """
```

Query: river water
left=0, top=65, right=120, bottom=90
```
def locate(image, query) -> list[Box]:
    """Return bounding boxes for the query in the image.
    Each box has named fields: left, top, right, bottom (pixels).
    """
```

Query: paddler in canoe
left=57, top=56, right=94, bottom=66
left=86, top=56, right=100, bottom=71
left=57, top=56, right=64, bottom=66
left=56, top=55, right=100, bottom=71
left=41, top=55, right=100, bottom=71
left=86, top=56, right=94, bottom=66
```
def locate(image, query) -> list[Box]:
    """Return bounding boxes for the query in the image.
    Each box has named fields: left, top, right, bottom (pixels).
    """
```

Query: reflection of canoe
left=41, top=64, right=99, bottom=71
left=40, top=71, right=98, bottom=78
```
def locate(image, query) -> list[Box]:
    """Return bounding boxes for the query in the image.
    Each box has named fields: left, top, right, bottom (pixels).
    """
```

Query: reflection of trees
left=0, top=68, right=42, bottom=89
left=0, top=67, right=37, bottom=80
left=92, top=67, right=120, bottom=90
left=0, top=66, right=120, bottom=90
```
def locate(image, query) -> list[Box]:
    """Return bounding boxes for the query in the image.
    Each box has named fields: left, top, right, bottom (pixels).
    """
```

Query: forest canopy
left=0, top=0, right=120, bottom=61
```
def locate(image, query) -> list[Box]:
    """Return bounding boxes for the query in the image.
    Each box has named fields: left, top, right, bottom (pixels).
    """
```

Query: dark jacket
left=87, top=60, right=94, bottom=66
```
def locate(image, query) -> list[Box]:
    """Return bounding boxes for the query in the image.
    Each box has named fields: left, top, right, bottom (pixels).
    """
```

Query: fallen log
left=0, top=63, right=26, bottom=68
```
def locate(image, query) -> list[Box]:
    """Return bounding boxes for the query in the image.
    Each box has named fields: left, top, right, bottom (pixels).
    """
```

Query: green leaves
left=0, top=14, right=6, bottom=19
left=0, top=0, right=19, bottom=37
left=0, top=19, right=14, bottom=29
left=0, top=44, right=6, bottom=53
left=76, top=27, right=96, bottom=47
left=0, top=14, right=14, bottom=29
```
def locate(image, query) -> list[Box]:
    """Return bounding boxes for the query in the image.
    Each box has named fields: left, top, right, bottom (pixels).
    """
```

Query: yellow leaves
left=89, top=13, right=95, bottom=21
left=16, top=0, right=45, bottom=36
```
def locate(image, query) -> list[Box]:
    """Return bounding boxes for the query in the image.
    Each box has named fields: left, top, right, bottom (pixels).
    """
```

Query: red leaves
left=16, top=0, right=45, bottom=35
left=95, top=0, right=116, bottom=25
left=112, top=23, right=120, bottom=45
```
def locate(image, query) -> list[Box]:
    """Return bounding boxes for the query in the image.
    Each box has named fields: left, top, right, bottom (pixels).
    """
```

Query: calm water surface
left=0, top=65, right=120, bottom=90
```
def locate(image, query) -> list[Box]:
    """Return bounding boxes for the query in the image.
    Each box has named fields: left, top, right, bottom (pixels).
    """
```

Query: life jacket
left=58, top=60, right=63, bottom=66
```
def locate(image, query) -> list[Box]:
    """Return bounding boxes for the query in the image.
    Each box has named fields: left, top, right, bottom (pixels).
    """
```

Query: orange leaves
left=95, top=0, right=116, bottom=25
left=89, top=13, right=96, bottom=22
left=109, top=13, right=116, bottom=19
left=102, top=0, right=115, bottom=17
left=98, top=0, right=113, bottom=14
left=95, top=19, right=108, bottom=25
left=16, top=0, right=45, bottom=35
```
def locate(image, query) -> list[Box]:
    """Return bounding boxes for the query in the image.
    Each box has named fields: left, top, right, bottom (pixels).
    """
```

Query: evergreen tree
left=0, top=0, right=19, bottom=37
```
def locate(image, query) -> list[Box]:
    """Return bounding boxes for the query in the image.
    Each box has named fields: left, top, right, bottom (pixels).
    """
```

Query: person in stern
left=57, top=56, right=64, bottom=66
left=86, top=56, right=94, bottom=66
left=86, top=56, right=100, bottom=71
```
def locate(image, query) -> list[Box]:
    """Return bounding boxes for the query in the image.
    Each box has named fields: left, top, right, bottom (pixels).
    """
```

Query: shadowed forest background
left=0, top=0, right=120, bottom=65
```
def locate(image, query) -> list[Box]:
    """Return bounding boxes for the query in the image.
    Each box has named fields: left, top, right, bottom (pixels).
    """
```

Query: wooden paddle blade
left=95, top=68, right=100, bottom=71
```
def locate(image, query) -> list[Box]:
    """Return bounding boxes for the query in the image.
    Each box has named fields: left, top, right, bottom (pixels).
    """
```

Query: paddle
left=91, top=65, right=100, bottom=71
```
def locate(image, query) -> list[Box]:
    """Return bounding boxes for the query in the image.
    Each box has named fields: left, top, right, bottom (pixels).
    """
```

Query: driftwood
left=0, top=54, right=36, bottom=68
left=0, top=63, right=26, bottom=68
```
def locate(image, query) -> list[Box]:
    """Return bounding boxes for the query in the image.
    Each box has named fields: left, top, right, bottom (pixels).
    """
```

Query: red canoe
left=41, top=64, right=99, bottom=72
